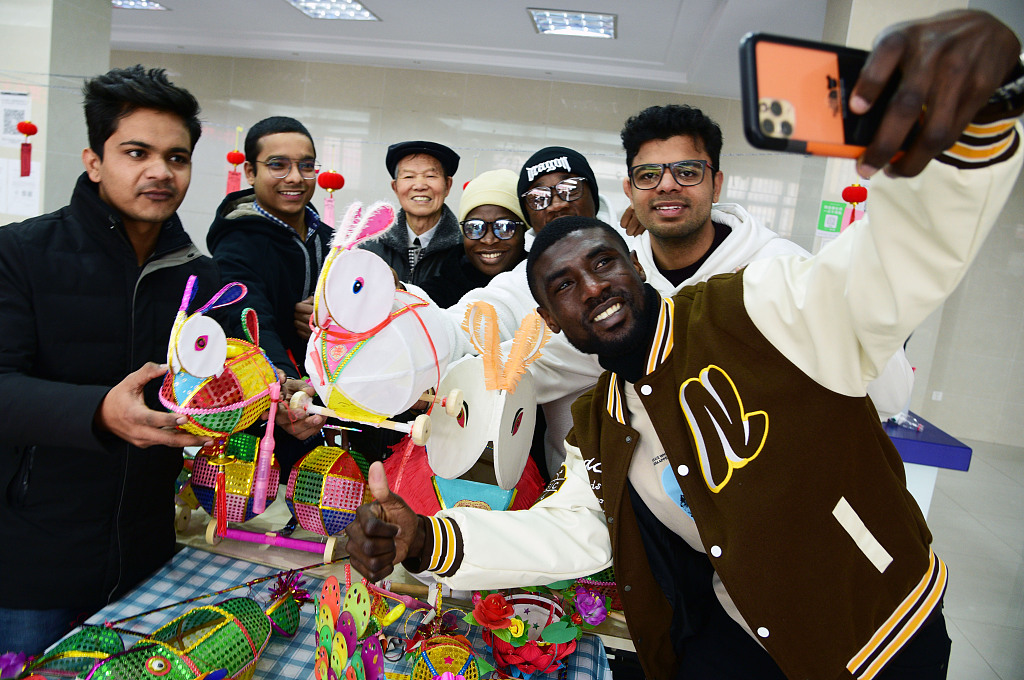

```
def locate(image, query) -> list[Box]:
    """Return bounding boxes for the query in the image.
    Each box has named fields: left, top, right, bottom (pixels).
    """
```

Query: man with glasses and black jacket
left=207, top=116, right=330, bottom=479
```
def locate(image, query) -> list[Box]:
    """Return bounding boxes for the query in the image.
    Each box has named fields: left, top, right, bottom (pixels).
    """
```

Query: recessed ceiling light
left=112, top=0, right=169, bottom=9
left=528, top=8, right=616, bottom=38
left=284, top=0, right=380, bottom=20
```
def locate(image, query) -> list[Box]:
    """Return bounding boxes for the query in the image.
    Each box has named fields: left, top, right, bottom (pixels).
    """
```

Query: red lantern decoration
left=317, top=170, right=345, bottom=229
left=463, top=180, right=471, bottom=190
left=841, top=184, right=868, bottom=204
left=17, top=121, right=38, bottom=177
left=841, top=183, right=868, bottom=228
left=225, top=149, right=245, bottom=195
left=317, top=171, right=345, bottom=192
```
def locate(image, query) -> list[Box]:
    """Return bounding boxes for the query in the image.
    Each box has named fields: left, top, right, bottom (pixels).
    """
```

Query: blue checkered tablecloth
left=65, top=547, right=610, bottom=680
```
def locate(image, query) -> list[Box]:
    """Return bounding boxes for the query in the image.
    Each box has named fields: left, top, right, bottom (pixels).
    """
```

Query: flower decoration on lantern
left=0, top=651, right=28, bottom=679
left=463, top=582, right=609, bottom=679
left=841, top=182, right=868, bottom=228
left=16, top=121, right=38, bottom=177
left=317, top=169, right=345, bottom=228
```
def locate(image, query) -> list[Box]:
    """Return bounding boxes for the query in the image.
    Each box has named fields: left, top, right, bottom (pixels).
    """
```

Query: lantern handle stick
left=289, top=392, right=431, bottom=443
left=234, top=125, right=242, bottom=151
left=251, top=380, right=279, bottom=515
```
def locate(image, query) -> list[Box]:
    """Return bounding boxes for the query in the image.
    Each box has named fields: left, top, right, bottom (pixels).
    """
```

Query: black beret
left=386, top=140, right=460, bottom=178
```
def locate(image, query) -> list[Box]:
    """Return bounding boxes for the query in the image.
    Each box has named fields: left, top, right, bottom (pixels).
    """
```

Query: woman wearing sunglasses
left=417, top=169, right=528, bottom=308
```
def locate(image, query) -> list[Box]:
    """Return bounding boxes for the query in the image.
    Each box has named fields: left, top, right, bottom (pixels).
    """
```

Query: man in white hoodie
left=436, top=107, right=913, bottom=477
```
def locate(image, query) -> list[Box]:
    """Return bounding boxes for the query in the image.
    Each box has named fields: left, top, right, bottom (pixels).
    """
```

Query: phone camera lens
left=762, top=119, right=775, bottom=134
left=780, top=121, right=793, bottom=137
left=770, top=101, right=783, bottom=116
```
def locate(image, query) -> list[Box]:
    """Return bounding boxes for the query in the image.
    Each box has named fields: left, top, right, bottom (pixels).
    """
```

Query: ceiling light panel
left=112, top=0, right=168, bottom=9
left=284, top=0, right=380, bottom=20
left=528, top=8, right=616, bottom=38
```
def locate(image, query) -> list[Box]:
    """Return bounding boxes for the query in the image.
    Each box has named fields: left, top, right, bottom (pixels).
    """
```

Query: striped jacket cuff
left=939, top=118, right=1021, bottom=170
left=423, top=515, right=463, bottom=577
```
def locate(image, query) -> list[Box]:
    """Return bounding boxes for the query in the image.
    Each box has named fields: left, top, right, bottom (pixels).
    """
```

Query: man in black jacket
left=0, top=66, right=220, bottom=654
left=207, top=117, right=329, bottom=477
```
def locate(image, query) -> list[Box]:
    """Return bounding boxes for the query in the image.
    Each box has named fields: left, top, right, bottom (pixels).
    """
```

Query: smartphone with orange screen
left=739, top=33, right=911, bottom=158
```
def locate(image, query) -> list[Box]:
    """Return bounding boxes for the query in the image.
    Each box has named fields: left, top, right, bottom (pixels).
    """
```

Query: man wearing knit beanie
left=517, top=146, right=600, bottom=233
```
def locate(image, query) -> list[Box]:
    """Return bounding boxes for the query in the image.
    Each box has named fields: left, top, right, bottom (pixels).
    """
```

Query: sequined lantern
left=191, top=433, right=280, bottom=524
left=286, top=446, right=372, bottom=536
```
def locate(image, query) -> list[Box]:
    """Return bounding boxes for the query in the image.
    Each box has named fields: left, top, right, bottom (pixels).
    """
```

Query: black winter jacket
left=358, top=205, right=463, bottom=286
left=0, top=173, right=220, bottom=610
left=207, top=189, right=331, bottom=377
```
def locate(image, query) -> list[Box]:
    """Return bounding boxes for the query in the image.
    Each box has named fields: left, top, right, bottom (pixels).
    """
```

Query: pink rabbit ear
left=331, top=201, right=365, bottom=250
left=352, top=202, right=395, bottom=244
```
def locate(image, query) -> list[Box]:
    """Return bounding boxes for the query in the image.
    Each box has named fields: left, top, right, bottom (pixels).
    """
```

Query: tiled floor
left=929, top=439, right=1024, bottom=680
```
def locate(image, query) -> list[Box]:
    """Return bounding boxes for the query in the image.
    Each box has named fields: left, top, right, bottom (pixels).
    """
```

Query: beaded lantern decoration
left=23, top=575, right=306, bottom=680
left=285, top=445, right=372, bottom=537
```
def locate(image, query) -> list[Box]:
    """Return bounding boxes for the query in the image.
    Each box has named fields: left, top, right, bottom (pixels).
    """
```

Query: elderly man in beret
left=360, top=140, right=464, bottom=285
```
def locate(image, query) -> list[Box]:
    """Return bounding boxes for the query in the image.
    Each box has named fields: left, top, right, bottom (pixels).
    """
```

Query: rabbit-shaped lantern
left=291, top=201, right=461, bottom=445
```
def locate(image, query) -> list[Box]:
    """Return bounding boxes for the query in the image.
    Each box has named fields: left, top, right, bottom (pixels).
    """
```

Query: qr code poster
left=2, top=91, right=31, bottom=147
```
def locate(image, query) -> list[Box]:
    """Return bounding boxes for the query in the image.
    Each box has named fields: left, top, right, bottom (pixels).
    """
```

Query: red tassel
left=20, top=142, right=31, bottom=177
left=226, top=169, right=241, bottom=194
left=216, top=466, right=227, bottom=537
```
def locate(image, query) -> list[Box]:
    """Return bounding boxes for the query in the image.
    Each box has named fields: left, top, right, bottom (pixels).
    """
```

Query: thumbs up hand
left=345, top=462, right=427, bottom=582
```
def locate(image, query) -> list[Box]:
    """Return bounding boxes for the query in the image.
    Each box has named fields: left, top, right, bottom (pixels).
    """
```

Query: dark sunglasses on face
left=520, top=176, right=587, bottom=211
left=460, top=218, right=524, bottom=240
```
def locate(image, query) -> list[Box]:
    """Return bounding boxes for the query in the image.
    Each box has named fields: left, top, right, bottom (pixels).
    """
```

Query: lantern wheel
left=174, top=505, right=192, bottom=533
left=410, top=414, right=431, bottom=446
left=324, top=536, right=338, bottom=562
left=205, top=520, right=223, bottom=546
left=444, top=389, right=464, bottom=417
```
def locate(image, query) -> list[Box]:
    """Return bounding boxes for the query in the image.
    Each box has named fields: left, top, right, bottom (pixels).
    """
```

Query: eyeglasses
left=628, top=160, right=715, bottom=190
left=255, top=158, right=321, bottom=179
left=460, top=218, right=524, bottom=240
left=520, top=177, right=587, bottom=211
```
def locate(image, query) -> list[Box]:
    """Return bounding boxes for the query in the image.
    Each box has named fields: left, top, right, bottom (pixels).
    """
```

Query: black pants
left=676, top=596, right=951, bottom=680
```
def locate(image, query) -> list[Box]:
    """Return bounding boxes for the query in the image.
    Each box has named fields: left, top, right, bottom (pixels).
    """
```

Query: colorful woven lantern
left=286, top=446, right=371, bottom=536
left=25, top=578, right=303, bottom=680
left=17, top=120, right=37, bottom=177
left=191, top=432, right=281, bottom=523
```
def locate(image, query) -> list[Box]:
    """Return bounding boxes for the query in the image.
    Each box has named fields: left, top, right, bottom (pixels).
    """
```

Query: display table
left=886, top=411, right=972, bottom=517
left=59, top=547, right=610, bottom=680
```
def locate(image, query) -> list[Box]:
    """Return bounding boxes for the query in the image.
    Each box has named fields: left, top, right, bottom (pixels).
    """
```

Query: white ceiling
left=109, top=0, right=1024, bottom=100
left=109, top=0, right=831, bottom=100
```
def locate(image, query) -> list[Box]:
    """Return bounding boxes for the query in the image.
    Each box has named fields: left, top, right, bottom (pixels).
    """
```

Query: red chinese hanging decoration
left=17, top=121, right=38, bottom=177
left=226, top=126, right=245, bottom=195
left=841, top=183, right=868, bottom=228
left=316, top=170, right=344, bottom=228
